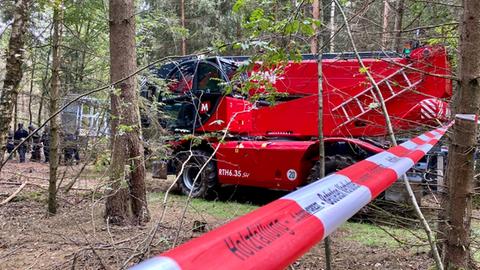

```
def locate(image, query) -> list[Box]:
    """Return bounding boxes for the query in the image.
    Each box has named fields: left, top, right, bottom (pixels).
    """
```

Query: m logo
left=200, top=101, right=210, bottom=114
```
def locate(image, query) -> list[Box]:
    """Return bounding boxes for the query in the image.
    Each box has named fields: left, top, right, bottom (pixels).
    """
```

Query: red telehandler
left=143, top=44, right=451, bottom=200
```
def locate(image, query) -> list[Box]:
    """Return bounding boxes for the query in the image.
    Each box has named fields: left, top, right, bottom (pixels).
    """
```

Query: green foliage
left=118, top=124, right=135, bottom=134
left=180, top=134, right=203, bottom=148
left=94, top=151, right=111, bottom=172
left=137, top=0, right=243, bottom=61
left=428, top=24, right=458, bottom=68
left=228, top=0, right=317, bottom=103
left=359, top=66, right=369, bottom=74
left=15, top=190, right=46, bottom=203
left=148, top=191, right=258, bottom=218
left=61, top=0, right=110, bottom=95
left=342, top=222, right=428, bottom=250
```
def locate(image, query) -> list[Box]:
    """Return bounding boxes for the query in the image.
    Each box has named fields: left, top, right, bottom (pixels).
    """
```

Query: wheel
left=306, top=155, right=355, bottom=183
left=175, top=150, right=218, bottom=198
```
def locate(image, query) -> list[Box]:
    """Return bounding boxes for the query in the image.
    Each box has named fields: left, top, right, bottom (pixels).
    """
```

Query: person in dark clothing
left=6, top=130, right=14, bottom=160
left=14, top=123, right=29, bottom=163
left=63, top=131, right=80, bottom=165
left=74, top=130, right=80, bottom=163
left=29, top=125, right=42, bottom=162
left=41, top=126, right=50, bottom=163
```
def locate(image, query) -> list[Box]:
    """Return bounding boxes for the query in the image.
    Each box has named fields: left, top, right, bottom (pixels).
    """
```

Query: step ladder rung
left=384, top=80, right=395, bottom=96
left=332, top=63, right=421, bottom=129
left=355, top=98, right=365, bottom=112
left=401, top=71, right=412, bottom=87
left=340, top=106, right=350, bottom=121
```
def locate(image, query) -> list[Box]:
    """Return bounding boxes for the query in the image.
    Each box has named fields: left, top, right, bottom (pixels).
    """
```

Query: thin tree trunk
left=392, top=0, right=404, bottom=52
left=329, top=1, right=336, bottom=53
left=381, top=0, right=391, bottom=50
left=0, top=0, right=31, bottom=165
left=28, top=51, right=36, bottom=125
left=38, top=48, right=51, bottom=128
left=180, top=0, right=186, bottom=55
left=13, top=102, right=18, bottom=132
left=310, top=0, right=320, bottom=54
left=48, top=2, right=63, bottom=215
left=106, top=0, right=150, bottom=225
left=37, top=88, right=46, bottom=127
left=443, top=0, right=480, bottom=268
left=313, top=1, right=331, bottom=269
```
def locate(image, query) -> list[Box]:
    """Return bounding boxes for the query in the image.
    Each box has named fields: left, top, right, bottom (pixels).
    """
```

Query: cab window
left=166, top=63, right=195, bottom=94
left=196, top=62, right=224, bottom=93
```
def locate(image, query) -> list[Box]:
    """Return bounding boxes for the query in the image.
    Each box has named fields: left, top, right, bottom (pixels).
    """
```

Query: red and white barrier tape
left=455, top=113, right=479, bottom=123
left=131, top=124, right=452, bottom=270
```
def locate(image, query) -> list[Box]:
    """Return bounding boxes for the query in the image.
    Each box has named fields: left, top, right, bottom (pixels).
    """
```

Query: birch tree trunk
left=329, top=1, right=336, bottom=53
left=0, top=0, right=31, bottom=165
left=106, top=0, right=150, bottom=225
left=443, top=0, right=480, bottom=268
left=381, top=0, right=391, bottom=50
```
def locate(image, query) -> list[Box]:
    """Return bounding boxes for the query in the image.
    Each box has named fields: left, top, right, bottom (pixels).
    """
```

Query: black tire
left=175, top=150, right=218, bottom=198
left=306, top=155, right=355, bottom=183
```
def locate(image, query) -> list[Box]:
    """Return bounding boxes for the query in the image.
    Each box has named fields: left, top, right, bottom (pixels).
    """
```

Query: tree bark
left=37, top=87, right=46, bottom=127
left=28, top=51, right=36, bottom=125
left=180, top=0, right=187, bottom=55
left=313, top=1, right=331, bottom=269
left=0, top=0, right=31, bottom=165
left=48, top=2, right=63, bottom=215
left=329, top=1, right=336, bottom=53
left=37, top=48, right=51, bottom=128
left=13, top=102, right=18, bottom=133
left=392, top=0, right=404, bottom=52
left=443, top=0, right=480, bottom=268
left=310, top=0, right=320, bottom=54
left=381, top=0, right=392, bottom=50
left=106, top=0, right=150, bottom=225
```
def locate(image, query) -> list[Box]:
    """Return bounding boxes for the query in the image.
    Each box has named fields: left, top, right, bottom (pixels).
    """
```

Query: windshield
left=157, top=59, right=237, bottom=132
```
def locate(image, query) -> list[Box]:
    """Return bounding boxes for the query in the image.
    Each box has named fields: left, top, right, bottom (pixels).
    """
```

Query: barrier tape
left=132, top=123, right=452, bottom=270
left=455, top=113, right=479, bottom=123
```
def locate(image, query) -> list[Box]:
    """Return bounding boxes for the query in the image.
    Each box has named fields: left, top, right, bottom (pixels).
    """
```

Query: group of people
left=6, top=123, right=80, bottom=164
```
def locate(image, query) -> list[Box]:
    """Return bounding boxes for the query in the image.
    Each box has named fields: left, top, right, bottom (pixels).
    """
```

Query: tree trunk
left=48, top=3, right=63, bottom=215
left=37, top=87, right=46, bottom=127
left=313, top=1, right=331, bottom=269
left=13, top=102, right=18, bottom=133
left=443, top=0, right=480, bottom=268
left=106, top=0, right=150, bottom=225
left=329, top=1, right=336, bottom=53
left=28, top=51, right=36, bottom=125
left=310, top=0, right=320, bottom=54
left=180, top=0, right=187, bottom=55
left=37, top=48, right=51, bottom=128
left=381, top=0, right=391, bottom=49
left=392, top=0, right=405, bottom=52
left=0, top=0, right=31, bottom=165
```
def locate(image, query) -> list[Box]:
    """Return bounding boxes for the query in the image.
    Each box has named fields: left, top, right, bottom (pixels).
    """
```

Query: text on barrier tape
left=131, top=123, right=452, bottom=270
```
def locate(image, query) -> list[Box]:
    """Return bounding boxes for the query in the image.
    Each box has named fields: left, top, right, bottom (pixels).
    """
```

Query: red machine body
left=200, top=46, right=451, bottom=137
left=150, top=45, right=451, bottom=195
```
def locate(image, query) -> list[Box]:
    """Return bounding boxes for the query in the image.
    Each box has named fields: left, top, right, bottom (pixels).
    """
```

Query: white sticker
left=287, top=169, right=297, bottom=181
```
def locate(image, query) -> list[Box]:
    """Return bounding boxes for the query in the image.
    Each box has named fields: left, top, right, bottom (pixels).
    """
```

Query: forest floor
left=0, top=161, right=466, bottom=269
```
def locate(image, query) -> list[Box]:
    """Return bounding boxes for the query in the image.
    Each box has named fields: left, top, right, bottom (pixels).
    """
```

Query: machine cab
left=151, top=57, right=238, bottom=132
